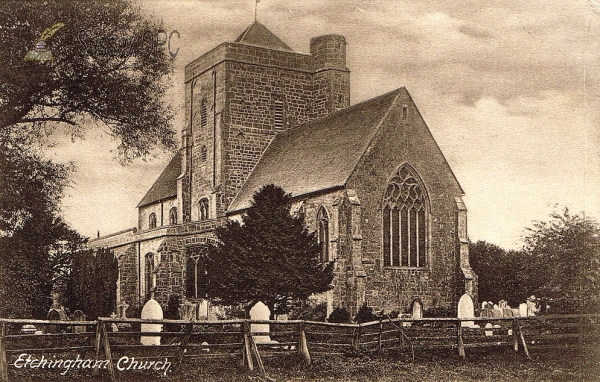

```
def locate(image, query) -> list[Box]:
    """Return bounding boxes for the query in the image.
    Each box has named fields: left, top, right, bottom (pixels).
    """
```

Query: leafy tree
left=0, top=0, right=175, bottom=317
left=64, top=247, right=118, bottom=319
left=204, top=184, right=335, bottom=319
left=0, top=0, right=175, bottom=161
left=523, top=209, right=600, bottom=313
left=0, top=144, right=78, bottom=318
left=469, top=241, right=536, bottom=307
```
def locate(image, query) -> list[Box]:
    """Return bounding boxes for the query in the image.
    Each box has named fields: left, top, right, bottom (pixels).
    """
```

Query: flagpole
left=255, top=0, right=259, bottom=22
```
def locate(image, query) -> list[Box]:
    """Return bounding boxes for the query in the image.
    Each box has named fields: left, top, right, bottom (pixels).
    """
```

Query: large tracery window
left=382, top=165, right=428, bottom=268
left=317, top=207, right=330, bottom=262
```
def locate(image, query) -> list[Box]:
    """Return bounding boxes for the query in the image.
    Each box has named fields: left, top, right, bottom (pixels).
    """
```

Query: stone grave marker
left=141, top=298, right=163, bottom=345
left=250, top=302, right=277, bottom=344
left=485, top=322, right=494, bottom=336
left=72, top=310, right=86, bottom=333
left=457, top=294, right=475, bottom=327
left=519, top=303, right=528, bottom=317
left=412, top=300, right=423, bottom=319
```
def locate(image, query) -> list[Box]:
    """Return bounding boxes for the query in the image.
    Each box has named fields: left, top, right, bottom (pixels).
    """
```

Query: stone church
left=90, top=21, right=477, bottom=319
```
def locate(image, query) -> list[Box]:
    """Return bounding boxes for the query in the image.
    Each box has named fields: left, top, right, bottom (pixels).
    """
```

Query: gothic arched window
left=148, top=213, right=157, bottom=229
left=185, top=249, right=209, bottom=299
left=145, top=253, right=155, bottom=298
left=199, top=198, right=209, bottom=221
left=382, top=165, right=428, bottom=267
left=317, top=207, right=330, bottom=262
left=169, top=207, right=177, bottom=225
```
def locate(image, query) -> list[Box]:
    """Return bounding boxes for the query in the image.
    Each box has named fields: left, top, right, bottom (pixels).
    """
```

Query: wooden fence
left=0, top=314, right=598, bottom=381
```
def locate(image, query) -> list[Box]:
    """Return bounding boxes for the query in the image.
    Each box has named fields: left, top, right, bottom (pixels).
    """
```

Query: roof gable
left=138, top=151, right=181, bottom=208
left=235, top=22, right=294, bottom=52
left=227, top=89, right=404, bottom=213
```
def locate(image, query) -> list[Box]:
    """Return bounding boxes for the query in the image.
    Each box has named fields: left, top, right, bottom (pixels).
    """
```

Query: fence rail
left=0, top=314, right=598, bottom=381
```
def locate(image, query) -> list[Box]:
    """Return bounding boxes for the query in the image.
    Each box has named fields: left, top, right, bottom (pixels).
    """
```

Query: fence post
left=517, top=319, right=531, bottom=360
left=512, top=318, right=519, bottom=352
left=378, top=319, right=383, bottom=352
left=298, top=322, right=311, bottom=365
left=456, top=320, right=465, bottom=358
left=354, top=325, right=361, bottom=352
left=100, top=320, right=118, bottom=382
left=93, top=321, right=102, bottom=376
left=242, top=320, right=254, bottom=371
left=0, top=322, right=8, bottom=382
left=176, top=322, right=193, bottom=371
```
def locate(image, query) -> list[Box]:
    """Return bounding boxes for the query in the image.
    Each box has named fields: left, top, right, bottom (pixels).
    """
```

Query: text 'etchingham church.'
left=90, top=21, right=477, bottom=319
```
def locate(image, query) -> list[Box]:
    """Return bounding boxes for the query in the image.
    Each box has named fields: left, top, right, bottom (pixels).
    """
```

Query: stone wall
left=346, top=90, right=469, bottom=315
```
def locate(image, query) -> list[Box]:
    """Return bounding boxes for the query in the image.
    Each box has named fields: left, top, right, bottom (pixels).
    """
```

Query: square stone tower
left=178, top=22, right=351, bottom=222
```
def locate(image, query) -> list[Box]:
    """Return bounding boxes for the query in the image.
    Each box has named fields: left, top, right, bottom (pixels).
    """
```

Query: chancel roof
left=138, top=151, right=181, bottom=207
left=227, top=88, right=405, bottom=213
left=234, top=22, right=294, bottom=52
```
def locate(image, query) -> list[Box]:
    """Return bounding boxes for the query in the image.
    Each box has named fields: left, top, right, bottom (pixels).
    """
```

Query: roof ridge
left=281, top=87, right=405, bottom=136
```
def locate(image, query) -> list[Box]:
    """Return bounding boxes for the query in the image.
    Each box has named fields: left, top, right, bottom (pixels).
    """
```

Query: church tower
left=178, top=22, right=351, bottom=222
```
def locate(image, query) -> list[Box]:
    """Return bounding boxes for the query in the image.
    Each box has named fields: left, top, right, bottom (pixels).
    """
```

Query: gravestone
left=457, top=294, right=475, bottom=328
left=47, top=309, right=61, bottom=334
left=72, top=310, right=86, bottom=334
left=141, top=298, right=163, bottom=345
left=117, top=302, right=129, bottom=319
left=179, top=302, right=197, bottom=321
left=250, top=302, right=277, bottom=344
left=485, top=322, right=493, bottom=336
left=412, top=300, right=423, bottom=319
left=519, top=303, right=528, bottom=317
left=198, top=300, right=209, bottom=320
left=526, top=296, right=538, bottom=316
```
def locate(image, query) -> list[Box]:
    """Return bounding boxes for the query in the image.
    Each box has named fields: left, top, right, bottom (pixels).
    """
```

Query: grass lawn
left=8, top=344, right=599, bottom=381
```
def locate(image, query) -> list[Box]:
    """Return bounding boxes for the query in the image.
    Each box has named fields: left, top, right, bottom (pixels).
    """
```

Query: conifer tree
left=204, top=184, right=335, bottom=318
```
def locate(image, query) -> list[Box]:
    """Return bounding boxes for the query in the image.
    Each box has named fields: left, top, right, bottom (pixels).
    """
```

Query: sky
left=47, top=0, right=600, bottom=250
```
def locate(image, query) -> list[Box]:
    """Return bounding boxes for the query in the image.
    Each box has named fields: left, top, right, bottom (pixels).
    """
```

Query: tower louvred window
left=274, top=99, right=284, bottom=129
left=382, top=165, right=428, bottom=267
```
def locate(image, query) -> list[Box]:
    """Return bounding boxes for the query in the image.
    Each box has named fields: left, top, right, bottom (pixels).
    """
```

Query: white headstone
left=519, top=303, right=528, bottom=317
left=457, top=294, right=475, bottom=327
left=412, top=301, right=423, bottom=319
left=141, top=298, right=163, bottom=345
left=485, top=322, right=493, bottom=336
left=198, top=300, right=209, bottom=320
left=250, top=302, right=277, bottom=344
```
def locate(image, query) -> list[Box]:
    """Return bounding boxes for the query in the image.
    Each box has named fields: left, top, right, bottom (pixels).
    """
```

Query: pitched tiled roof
left=227, top=88, right=404, bottom=213
left=235, top=22, right=294, bottom=52
left=138, top=151, right=181, bottom=207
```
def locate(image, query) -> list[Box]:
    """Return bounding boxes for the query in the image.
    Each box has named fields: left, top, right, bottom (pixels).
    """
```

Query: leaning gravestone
left=250, top=302, right=277, bottom=344
left=457, top=294, right=475, bottom=328
left=141, top=298, right=163, bottom=345
left=72, top=310, right=86, bottom=334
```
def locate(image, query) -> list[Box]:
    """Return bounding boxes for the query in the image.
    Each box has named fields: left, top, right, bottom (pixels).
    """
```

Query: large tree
left=470, top=241, right=537, bottom=307
left=0, top=0, right=175, bottom=318
left=523, top=209, right=600, bottom=314
left=64, top=247, right=118, bottom=320
left=204, top=185, right=335, bottom=319
left=0, top=0, right=175, bottom=161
